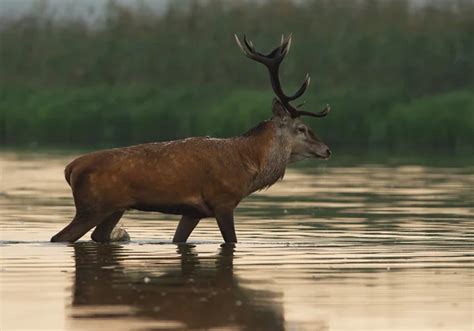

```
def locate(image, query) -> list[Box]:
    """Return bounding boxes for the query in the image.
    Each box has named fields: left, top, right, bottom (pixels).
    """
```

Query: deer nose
left=326, top=149, right=331, bottom=157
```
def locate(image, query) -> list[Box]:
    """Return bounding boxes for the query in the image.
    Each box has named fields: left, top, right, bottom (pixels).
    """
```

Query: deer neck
left=239, top=120, right=292, bottom=194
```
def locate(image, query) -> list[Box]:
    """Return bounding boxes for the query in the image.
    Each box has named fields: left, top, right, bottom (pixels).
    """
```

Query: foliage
left=1, top=85, right=473, bottom=153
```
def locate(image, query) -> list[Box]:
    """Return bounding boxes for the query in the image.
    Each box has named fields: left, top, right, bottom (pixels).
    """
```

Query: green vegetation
left=2, top=86, right=473, bottom=152
left=1, top=0, right=473, bottom=152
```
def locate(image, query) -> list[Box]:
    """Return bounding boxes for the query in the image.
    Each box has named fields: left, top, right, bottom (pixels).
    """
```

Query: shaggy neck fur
left=239, top=120, right=292, bottom=194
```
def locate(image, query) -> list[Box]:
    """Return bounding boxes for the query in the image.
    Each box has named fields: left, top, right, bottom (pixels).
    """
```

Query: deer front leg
left=173, top=215, right=201, bottom=243
left=215, top=208, right=237, bottom=243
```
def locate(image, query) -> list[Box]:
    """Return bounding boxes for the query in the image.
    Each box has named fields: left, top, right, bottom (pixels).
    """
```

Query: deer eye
left=297, top=127, right=306, bottom=133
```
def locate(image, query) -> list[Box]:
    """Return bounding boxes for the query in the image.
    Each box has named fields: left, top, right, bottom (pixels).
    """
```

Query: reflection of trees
left=72, top=243, right=284, bottom=330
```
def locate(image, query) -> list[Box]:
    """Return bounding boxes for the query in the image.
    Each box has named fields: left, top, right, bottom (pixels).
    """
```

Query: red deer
left=51, top=34, right=331, bottom=244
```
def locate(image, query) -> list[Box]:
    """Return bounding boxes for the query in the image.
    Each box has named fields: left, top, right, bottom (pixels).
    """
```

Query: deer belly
left=131, top=200, right=213, bottom=218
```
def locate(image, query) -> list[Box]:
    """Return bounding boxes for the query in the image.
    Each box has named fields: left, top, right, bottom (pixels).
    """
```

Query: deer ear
left=272, top=98, right=289, bottom=118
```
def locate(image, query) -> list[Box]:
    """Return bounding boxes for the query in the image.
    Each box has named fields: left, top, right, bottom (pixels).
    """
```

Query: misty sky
left=0, top=0, right=170, bottom=22
left=0, top=0, right=462, bottom=22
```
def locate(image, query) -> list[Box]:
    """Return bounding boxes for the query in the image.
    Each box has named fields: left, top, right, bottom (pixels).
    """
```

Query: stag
left=51, top=34, right=331, bottom=244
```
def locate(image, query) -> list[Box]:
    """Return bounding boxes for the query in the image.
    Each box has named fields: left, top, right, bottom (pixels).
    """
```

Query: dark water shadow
left=71, top=242, right=285, bottom=330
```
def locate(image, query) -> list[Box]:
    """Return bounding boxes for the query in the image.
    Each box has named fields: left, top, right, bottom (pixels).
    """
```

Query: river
left=0, top=151, right=472, bottom=330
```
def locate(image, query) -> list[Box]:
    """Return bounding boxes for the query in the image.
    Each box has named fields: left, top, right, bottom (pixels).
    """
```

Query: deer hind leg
left=51, top=210, right=110, bottom=243
left=91, top=211, right=130, bottom=243
left=172, top=215, right=201, bottom=243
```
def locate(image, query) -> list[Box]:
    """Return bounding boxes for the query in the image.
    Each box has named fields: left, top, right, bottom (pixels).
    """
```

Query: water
left=1, top=151, right=473, bottom=330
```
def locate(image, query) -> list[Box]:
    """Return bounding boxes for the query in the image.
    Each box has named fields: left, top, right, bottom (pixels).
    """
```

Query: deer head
left=235, top=34, right=331, bottom=161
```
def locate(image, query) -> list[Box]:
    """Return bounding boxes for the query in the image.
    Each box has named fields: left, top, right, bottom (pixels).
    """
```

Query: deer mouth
left=312, top=149, right=331, bottom=160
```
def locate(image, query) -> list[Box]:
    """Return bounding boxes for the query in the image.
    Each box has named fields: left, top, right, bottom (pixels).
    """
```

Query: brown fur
left=67, top=121, right=283, bottom=214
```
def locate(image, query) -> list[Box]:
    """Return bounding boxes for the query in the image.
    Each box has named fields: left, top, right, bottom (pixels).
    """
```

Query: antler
left=234, top=34, right=330, bottom=118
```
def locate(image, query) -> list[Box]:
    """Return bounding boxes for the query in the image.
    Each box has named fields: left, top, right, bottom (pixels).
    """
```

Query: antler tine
left=234, top=34, right=251, bottom=57
left=234, top=34, right=269, bottom=64
left=243, top=35, right=255, bottom=53
left=288, top=73, right=310, bottom=101
left=297, top=104, right=331, bottom=118
left=281, top=33, right=292, bottom=56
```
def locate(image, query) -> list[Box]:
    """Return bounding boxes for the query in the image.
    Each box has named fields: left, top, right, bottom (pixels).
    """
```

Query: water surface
left=1, top=152, right=473, bottom=330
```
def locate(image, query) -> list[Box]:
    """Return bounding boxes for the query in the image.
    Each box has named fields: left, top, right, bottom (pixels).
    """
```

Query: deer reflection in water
left=71, top=243, right=284, bottom=330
